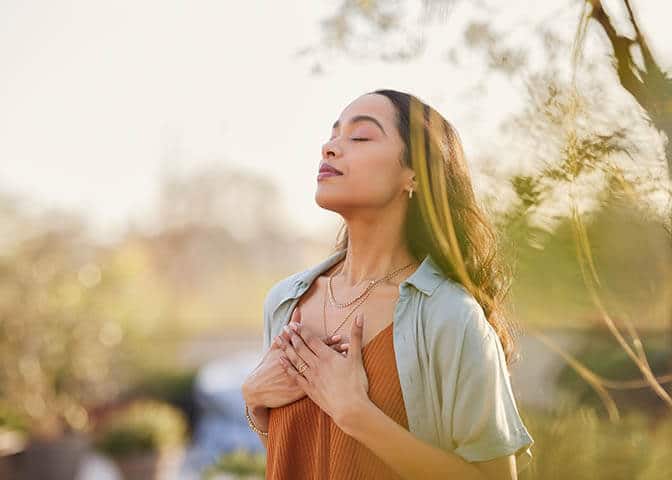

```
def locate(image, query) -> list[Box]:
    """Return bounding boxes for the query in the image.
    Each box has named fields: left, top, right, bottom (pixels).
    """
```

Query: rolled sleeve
left=451, top=304, right=534, bottom=472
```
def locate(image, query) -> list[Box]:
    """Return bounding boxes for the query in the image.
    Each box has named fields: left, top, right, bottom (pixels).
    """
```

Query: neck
left=337, top=213, right=419, bottom=288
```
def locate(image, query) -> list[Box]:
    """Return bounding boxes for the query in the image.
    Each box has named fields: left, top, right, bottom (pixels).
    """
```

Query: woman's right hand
left=242, top=311, right=349, bottom=410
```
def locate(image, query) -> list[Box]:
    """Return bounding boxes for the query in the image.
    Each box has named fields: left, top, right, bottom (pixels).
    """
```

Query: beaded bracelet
left=245, top=403, right=269, bottom=437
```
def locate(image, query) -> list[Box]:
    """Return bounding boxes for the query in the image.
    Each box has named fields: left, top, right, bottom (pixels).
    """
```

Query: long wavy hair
left=331, top=89, right=521, bottom=366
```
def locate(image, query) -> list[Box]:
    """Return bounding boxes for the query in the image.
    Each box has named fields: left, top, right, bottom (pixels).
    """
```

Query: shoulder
left=261, top=269, right=307, bottom=350
left=421, top=278, right=494, bottom=344
left=264, top=249, right=346, bottom=316
left=263, top=271, right=302, bottom=315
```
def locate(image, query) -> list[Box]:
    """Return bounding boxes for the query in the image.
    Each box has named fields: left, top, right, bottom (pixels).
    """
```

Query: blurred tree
left=147, top=164, right=319, bottom=332
left=583, top=0, right=672, bottom=181
left=157, top=164, right=288, bottom=243
left=0, top=191, right=170, bottom=438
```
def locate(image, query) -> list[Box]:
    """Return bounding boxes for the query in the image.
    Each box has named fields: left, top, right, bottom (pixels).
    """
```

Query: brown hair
left=331, top=89, right=521, bottom=366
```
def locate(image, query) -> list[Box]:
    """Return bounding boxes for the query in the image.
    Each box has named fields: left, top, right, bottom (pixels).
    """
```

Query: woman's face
left=315, top=93, right=412, bottom=215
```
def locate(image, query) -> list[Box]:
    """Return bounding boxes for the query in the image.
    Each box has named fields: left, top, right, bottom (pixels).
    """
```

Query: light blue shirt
left=261, top=248, right=534, bottom=472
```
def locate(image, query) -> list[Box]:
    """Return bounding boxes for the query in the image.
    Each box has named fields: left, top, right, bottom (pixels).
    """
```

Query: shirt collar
left=292, top=248, right=444, bottom=297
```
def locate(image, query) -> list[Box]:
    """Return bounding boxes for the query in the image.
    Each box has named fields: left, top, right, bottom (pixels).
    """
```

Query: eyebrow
left=332, top=114, right=387, bottom=136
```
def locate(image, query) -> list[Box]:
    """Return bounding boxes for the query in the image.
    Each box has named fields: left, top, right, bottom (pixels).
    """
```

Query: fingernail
left=356, top=314, right=363, bottom=327
left=331, top=335, right=341, bottom=341
left=283, top=325, right=290, bottom=334
left=290, top=323, right=299, bottom=332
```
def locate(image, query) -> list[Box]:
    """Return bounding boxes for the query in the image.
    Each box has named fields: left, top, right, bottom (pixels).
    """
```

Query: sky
left=1, top=0, right=670, bottom=243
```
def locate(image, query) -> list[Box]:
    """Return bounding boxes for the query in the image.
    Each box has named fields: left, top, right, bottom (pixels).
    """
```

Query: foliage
left=127, top=367, right=198, bottom=408
left=0, top=175, right=300, bottom=439
left=521, top=405, right=670, bottom=480
left=124, top=366, right=199, bottom=431
left=203, top=448, right=266, bottom=479
left=497, top=181, right=671, bottom=330
left=0, top=202, right=171, bottom=437
left=93, top=399, right=187, bottom=459
left=637, top=411, right=672, bottom=480
left=556, top=330, right=672, bottom=417
left=0, top=403, right=28, bottom=433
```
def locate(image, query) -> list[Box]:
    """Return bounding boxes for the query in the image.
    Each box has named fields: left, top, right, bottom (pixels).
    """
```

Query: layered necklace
left=322, top=258, right=418, bottom=339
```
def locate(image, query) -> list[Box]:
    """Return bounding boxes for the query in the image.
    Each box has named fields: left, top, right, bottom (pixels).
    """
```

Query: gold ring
left=298, top=362, right=308, bottom=374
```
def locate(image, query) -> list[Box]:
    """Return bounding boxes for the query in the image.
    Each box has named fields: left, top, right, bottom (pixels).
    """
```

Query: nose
left=321, top=139, right=340, bottom=159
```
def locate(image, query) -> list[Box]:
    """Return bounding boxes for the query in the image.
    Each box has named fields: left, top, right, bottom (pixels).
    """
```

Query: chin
left=314, top=190, right=348, bottom=212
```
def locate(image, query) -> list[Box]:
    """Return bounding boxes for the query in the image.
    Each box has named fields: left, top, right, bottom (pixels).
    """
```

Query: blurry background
left=1, top=1, right=671, bottom=479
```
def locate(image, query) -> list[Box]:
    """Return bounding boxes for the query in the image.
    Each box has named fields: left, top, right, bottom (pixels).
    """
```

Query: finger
left=288, top=332, right=320, bottom=369
left=272, top=329, right=293, bottom=350
left=272, top=334, right=286, bottom=350
left=281, top=341, right=314, bottom=384
left=281, top=339, right=302, bottom=367
left=279, top=307, right=302, bottom=343
left=325, top=334, right=342, bottom=345
left=348, top=312, right=364, bottom=364
left=291, top=305, right=302, bottom=324
left=287, top=306, right=318, bottom=355
left=330, top=342, right=349, bottom=353
left=289, top=320, right=330, bottom=357
left=283, top=335, right=314, bottom=372
left=278, top=354, right=299, bottom=385
left=279, top=356, right=311, bottom=389
left=281, top=325, right=293, bottom=343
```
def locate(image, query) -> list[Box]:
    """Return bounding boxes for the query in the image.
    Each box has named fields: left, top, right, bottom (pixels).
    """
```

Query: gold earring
left=408, top=188, right=414, bottom=199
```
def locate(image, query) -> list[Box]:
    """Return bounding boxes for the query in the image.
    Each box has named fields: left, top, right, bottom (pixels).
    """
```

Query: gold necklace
left=322, top=259, right=418, bottom=338
left=323, top=273, right=379, bottom=339
left=328, top=260, right=417, bottom=309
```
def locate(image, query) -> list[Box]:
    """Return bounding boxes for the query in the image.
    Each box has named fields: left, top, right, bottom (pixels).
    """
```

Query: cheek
left=352, top=153, right=400, bottom=191
left=347, top=166, right=400, bottom=203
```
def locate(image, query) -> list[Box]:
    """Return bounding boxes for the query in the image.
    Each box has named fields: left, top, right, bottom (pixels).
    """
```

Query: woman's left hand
left=279, top=308, right=371, bottom=431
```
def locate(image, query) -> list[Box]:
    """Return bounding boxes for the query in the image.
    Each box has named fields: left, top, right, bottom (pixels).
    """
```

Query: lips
left=319, top=163, right=343, bottom=175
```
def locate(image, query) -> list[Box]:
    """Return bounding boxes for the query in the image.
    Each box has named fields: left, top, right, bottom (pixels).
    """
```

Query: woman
left=241, top=89, right=534, bottom=479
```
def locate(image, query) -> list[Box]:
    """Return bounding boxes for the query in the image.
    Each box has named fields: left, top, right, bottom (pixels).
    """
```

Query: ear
left=406, top=171, right=417, bottom=190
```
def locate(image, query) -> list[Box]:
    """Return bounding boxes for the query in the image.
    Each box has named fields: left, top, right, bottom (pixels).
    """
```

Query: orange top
left=266, top=322, right=409, bottom=479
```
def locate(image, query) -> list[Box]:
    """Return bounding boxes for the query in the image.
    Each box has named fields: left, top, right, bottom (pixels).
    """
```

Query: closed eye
left=327, top=137, right=369, bottom=142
